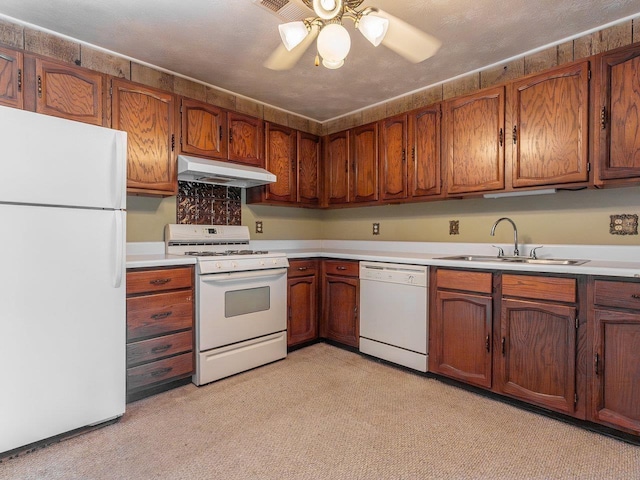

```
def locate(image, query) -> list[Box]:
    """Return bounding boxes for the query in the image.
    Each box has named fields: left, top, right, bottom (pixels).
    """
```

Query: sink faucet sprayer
left=490, top=217, right=519, bottom=257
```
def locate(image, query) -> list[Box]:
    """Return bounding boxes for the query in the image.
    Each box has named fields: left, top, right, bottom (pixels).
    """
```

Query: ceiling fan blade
left=376, top=9, right=441, bottom=63
left=264, top=26, right=318, bottom=70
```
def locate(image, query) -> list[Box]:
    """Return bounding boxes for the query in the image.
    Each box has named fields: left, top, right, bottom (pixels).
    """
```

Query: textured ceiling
left=1, top=0, right=640, bottom=122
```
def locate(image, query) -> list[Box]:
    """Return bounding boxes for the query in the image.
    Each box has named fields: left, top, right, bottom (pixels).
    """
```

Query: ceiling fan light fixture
left=278, top=21, right=310, bottom=51
left=317, top=23, right=351, bottom=67
left=312, top=0, right=343, bottom=20
left=357, top=13, right=389, bottom=47
left=322, top=58, right=344, bottom=69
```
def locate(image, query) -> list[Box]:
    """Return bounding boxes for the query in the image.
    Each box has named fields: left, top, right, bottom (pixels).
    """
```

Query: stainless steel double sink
left=437, top=255, right=589, bottom=266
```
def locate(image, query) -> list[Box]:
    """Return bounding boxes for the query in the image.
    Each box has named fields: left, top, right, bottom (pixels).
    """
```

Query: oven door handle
left=200, top=268, right=288, bottom=283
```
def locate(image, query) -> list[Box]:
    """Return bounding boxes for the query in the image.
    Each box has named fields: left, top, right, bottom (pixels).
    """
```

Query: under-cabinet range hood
left=177, top=155, right=276, bottom=188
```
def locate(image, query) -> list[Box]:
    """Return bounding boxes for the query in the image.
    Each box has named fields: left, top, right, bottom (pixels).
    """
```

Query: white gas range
left=165, top=224, right=289, bottom=386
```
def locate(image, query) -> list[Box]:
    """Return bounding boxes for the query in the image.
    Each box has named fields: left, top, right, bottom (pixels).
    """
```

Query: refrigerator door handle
left=112, top=132, right=127, bottom=210
left=113, top=211, right=125, bottom=288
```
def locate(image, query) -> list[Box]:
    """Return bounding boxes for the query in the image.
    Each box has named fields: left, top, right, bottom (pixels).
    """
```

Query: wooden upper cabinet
left=351, top=122, right=379, bottom=203
left=379, top=114, right=408, bottom=201
left=596, top=43, right=640, bottom=182
left=34, top=58, right=105, bottom=126
left=325, top=130, right=350, bottom=205
left=445, top=86, right=505, bottom=195
left=180, top=97, right=227, bottom=159
left=227, top=111, right=264, bottom=167
left=510, top=61, right=590, bottom=188
left=0, top=46, right=23, bottom=109
left=297, top=131, right=321, bottom=206
left=111, top=78, right=177, bottom=196
left=409, top=104, right=441, bottom=198
left=264, top=123, right=296, bottom=203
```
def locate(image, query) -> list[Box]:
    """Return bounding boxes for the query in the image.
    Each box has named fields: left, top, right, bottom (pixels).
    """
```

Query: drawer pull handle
left=297, top=266, right=308, bottom=271
left=150, top=311, right=172, bottom=320
left=594, top=353, right=600, bottom=376
left=150, top=367, right=172, bottom=378
left=150, top=278, right=171, bottom=286
left=501, top=337, right=506, bottom=356
left=632, top=294, right=640, bottom=299
left=151, top=344, right=172, bottom=354
left=337, top=266, right=347, bottom=271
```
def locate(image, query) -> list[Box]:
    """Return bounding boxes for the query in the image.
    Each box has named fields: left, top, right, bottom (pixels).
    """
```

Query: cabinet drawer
left=127, top=266, right=193, bottom=295
left=127, top=330, right=193, bottom=366
left=594, top=280, right=640, bottom=310
left=324, top=260, right=359, bottom=277
left=288, top=259, right=318, bottom=277
left=127, top=290, right=193, bottom=341
left=127, top=352, right=193, bottom=391
left=437, top=269, right=492, bottom=294
left=502, top=274, right=576, bottom=303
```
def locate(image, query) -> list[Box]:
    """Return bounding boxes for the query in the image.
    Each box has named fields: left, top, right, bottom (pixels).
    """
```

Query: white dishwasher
left=359, top=261, right=429, bottom=372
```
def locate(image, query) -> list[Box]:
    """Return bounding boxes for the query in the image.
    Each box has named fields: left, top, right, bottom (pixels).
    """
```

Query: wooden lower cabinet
left=320, top=260, right=359, bottom=348
left=430, top=269, right=493, bottom=388
left=126, top=265, right=194, bottom=402
left=590, top=278, right=640, bottom=435
left=287, top=259, right=319, bottom=347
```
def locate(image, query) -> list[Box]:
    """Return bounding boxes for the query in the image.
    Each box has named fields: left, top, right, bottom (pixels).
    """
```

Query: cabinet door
left=499, top=298, right=577, bottom=414
left=35, top=58, right=104, bottom=126
left=321, top=274, right=359, bottom=348
left=227, top=111, right=264, bottom=166
left=379, top=115, right=407, bottom=201
left=325, top=130, right=350, bottom=205
left=445, top=86, right=505, bottom=194
left=431, top=290, right=493, bottom=388
left=288, top=275, right=318, bottom=347
left=351, top=123, right=379, bottom=203
left=180, top=98, right=227, bottom=159
left=409, top=105, right=441, bottom=198
left=265, top=123, right=296, bottom=203
left=0, top=46, right=23, bottom=109
left=511, top=61, right=590, bottom=187
left=112, top=78, right=176, bottom=196
left=297, top=131, right=321, bottom=206
left=596, top=43, right=640, bottom=181
left=592, top=309, right=640, bottom=435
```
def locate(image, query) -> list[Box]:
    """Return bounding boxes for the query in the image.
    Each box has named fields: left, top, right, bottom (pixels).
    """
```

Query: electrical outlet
left=255, top=221, right=263, bottom=234
left=610, top=214, right=638, bottom=235
left=372, top=223, right=380, bottom=235
left=449, top=220, right=460, bottom=235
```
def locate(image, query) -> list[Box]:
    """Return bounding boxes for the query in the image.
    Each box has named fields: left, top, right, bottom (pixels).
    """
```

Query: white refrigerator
left=0, top=105, right=127, bottom=454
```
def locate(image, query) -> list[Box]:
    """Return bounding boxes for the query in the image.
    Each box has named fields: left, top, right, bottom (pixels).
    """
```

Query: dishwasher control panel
left=359, top=261, right=428, bottom=287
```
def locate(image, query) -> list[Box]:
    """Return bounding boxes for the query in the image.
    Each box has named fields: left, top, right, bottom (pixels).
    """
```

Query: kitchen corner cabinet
left=445, top=86, right=505, bottom=195
left=325, top=130, right=351, bottom=205
left=126, top=266, right=194, bottom=402
left=297, top=131, right=322, bottom=205
left=0, top=45, right=23, bottom=109
left=287, top=259, right=319, bottom=347
left=430, top=268, right=493, bottom=388
left=590, top=278, right=640, bottom=435
left=497, top=274, right=583, bottom=417
left=320, top=260, right=359, bottom=348
left=509, top=61, right=590, bottom=188
left=111, top=78, right=177, bottom=196
left=180, top=97, right=227, bottom=159
left=351, top=123, right=379, bottom=203
left=595, top=43, right=640, bottom=183
left=408, top=104, right=442, bottom=198
left=227, top=111, right=264, bottom=167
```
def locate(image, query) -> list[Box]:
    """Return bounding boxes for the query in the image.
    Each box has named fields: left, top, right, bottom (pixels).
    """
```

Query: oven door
left=197, top=267, right=287, bottom=351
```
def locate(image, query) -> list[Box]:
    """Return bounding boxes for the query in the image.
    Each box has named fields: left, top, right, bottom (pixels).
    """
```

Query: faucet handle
left=530, top=246, right=544, bottom=259
left=492, top=245, right=505, bottom=257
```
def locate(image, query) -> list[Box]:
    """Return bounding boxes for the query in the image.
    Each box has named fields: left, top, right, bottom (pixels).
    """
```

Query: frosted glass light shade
left=322, top=58, right=344, bottom=69
left=278, top=21, right=309, bottom=51
left=358, top=14, right=389, bottom=46
left=317, top=24, right=351, bottom=66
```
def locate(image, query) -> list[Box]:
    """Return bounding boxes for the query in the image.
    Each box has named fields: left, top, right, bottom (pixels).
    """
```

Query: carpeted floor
left=2, top=343, right=639, bottom=479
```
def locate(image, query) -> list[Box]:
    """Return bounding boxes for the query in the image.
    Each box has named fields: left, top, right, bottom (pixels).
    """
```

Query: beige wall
left=128, top=187, right=640, bottom=245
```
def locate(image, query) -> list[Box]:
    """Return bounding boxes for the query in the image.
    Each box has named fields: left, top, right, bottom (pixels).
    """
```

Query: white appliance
left=177, top=154, right=276, bottom=187
left=165, top=224, right=288, bottom=386
left=0, top=106, right=127, bottom=455
left=359, top=262, right=429, bottom=372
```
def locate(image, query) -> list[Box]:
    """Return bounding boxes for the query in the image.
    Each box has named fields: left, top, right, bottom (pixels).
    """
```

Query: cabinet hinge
left=574, top=393, right=578, bottom=406
left=600, top=106, right=607, bottom=130
left=575, top=317, right=579, bottom=329
left=110, top=86, right=113, bottom=96
left=17, top=68, right=22, bottom=92
left=37, top=75, right=42, bottom=98
left=588, top=69, right=591, bottom=81
left=587, top=162, right=591, bottom=172
left=171, top=134, right=175, bottom=152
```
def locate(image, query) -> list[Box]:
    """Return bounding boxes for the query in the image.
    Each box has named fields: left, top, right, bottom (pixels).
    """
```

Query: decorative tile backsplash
left=177, top=182, right=241, bottom=225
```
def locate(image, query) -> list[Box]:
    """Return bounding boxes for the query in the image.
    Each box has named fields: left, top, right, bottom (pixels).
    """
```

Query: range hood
left=177, top=155, right=276, bottom=188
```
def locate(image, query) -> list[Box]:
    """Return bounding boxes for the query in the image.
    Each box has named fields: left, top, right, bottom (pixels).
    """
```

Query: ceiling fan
left=264, top=0, right=441, bottom=70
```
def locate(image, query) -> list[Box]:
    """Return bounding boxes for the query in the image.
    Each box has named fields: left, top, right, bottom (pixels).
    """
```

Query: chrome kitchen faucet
left=490, top=217, right=519, bottom=257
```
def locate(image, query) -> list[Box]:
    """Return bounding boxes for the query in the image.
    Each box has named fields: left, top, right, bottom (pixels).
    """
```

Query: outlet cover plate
left=610, top=214, right=638, bottom=235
